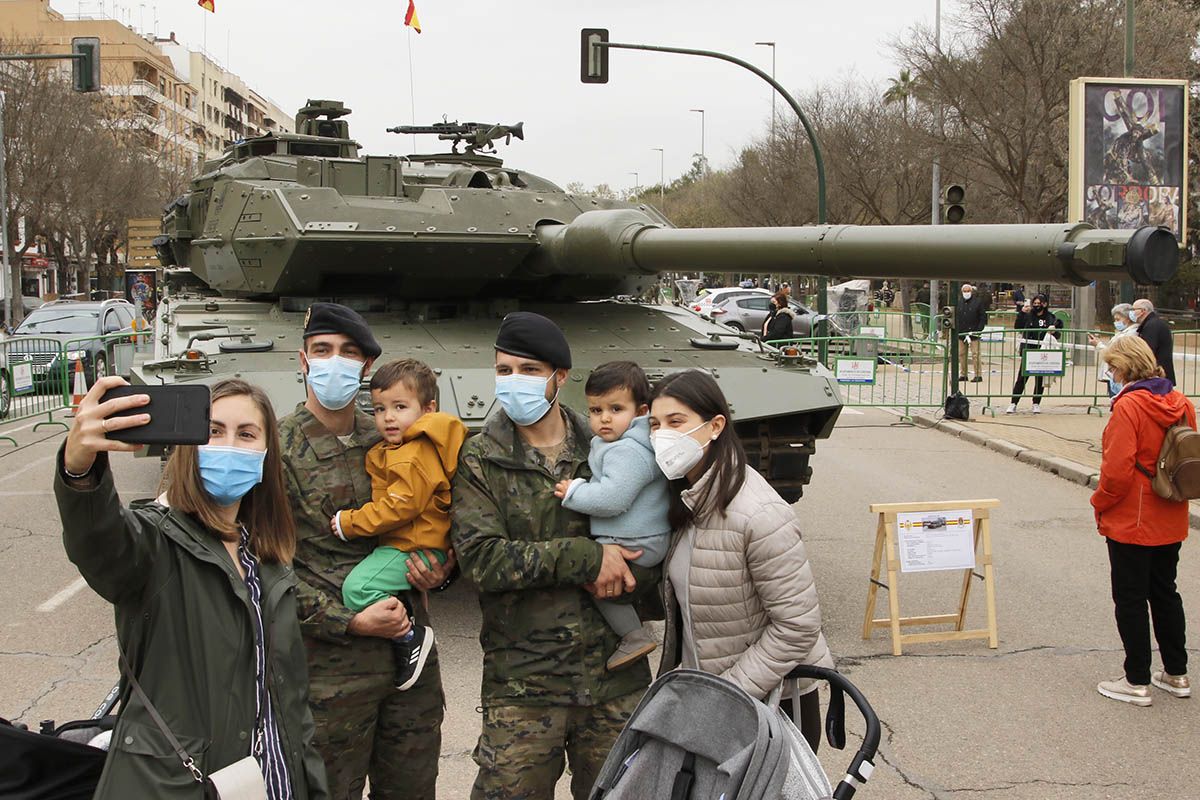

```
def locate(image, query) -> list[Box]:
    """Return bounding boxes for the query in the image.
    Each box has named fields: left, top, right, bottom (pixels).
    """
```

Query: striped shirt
left=237, top=527, right=294, bottom=800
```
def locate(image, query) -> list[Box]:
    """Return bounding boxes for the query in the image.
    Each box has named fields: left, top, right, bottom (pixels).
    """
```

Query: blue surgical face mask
left=198, top=445, right=267, bottom=507
left=1114, top=320, right=1127, bottom=331
left=494, top=373, right=557, bottom=426
left=1129, top=310, right=1140, bottom=323
left=306, top=354, right=365, bottom=410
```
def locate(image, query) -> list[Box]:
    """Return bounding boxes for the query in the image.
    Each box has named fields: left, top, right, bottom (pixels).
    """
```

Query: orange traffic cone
left=70, top=358, right=87, bottom=414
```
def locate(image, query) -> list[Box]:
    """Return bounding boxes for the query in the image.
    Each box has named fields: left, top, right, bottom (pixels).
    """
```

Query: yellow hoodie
left=334, top=411, right=468, bottom=552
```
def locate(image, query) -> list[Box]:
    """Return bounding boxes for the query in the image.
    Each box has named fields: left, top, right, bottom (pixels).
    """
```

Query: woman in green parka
left=55, top=376, right=329, bottom=800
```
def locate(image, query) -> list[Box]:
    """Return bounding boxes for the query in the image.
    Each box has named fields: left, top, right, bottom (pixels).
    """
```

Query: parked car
left=689, top=287, right=771, bottom=317
left=712, top=294, right=856, bottom=339
left=5, top=299, right=137, bottom=389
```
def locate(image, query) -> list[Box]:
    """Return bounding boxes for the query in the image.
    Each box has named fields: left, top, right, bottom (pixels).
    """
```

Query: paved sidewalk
left=909, top=398, right=1200, bottom=525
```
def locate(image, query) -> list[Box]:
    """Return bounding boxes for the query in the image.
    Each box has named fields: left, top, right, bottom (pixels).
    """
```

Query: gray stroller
left=590, top=665, right=881, bottom=800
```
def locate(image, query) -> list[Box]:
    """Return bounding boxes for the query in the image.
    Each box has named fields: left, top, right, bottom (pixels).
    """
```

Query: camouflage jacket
left=450, top=406, right=652, bottom=706
left=280, top=403, right=431, bottom=677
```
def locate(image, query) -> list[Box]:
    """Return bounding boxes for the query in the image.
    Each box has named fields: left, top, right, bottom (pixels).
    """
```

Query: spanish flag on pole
left=404, top=0, right=421, bottom=32
left=197, top=0, right=214, bottom=12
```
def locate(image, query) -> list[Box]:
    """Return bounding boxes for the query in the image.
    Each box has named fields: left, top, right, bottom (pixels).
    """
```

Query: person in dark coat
left=762, top=293, right=796, bottom=341
left=1132, top=298, right=1176, bottom=385
left=956, top=284, right=988, bottom=382
left=1011, top=286, right=1026, bottom=312
left=1006, top=293, right=1063, bottom=414
left=55, top=376, right=329, bottom=800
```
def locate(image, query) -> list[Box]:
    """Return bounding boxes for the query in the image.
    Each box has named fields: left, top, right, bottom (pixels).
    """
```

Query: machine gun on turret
left=387, top=119, right=524, bottom=153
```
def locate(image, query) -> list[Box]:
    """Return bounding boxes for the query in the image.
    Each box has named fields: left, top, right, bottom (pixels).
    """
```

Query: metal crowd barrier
left=768, top=334, right=949, bottom=419
left=0, top=330, right=153, bottom=444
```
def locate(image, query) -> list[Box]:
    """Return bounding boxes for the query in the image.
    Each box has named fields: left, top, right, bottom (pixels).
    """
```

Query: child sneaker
left=392, top=625, right=434, bottom=691
left=1031, top=404, right=1041, bottom=414
left=607, top=625, right=658, bottom=671
left=1151, top=671, right=1191, bottom=698
left=1097, top=676, right=1152, bottom=706
left=1005, top=404, right=1016, bottom=415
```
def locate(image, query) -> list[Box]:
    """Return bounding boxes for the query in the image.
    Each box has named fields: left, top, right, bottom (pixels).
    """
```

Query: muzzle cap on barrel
left=1126, top=226, right=1180, bottom=286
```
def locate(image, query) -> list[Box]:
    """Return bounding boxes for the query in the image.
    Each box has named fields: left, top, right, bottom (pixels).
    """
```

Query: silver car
left=710, top=295, right=815, bottom=337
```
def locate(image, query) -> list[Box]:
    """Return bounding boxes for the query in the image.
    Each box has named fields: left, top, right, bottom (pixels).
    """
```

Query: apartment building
left=158, top=35, right=292, bottom=158
left=1, top=0, right=204, bottom=164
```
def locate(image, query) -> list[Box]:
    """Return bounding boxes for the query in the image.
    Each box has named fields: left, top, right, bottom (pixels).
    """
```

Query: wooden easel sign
left=862, top=499, right=999, bottom=656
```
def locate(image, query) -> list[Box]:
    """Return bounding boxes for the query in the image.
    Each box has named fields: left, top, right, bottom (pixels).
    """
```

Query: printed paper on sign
left=1023, top=349, right=1065, bottom=376
left=835, top=357, right=875, bottom=384
left=11, top=362, right=33, bottom=395
left=895, top=509, right=976, bottom=573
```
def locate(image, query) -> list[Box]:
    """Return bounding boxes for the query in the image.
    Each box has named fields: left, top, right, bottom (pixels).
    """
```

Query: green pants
left=342, top=546, right=447, bottom=612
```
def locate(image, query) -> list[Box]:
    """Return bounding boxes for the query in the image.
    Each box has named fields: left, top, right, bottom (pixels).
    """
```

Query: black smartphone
left=100, top=384, right=212, bottom=446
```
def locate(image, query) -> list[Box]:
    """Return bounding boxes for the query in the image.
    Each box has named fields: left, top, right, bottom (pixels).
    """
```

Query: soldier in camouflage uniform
left=450, top=312, right=655, bottom=800
left=281, top=303, right=454, bottom=800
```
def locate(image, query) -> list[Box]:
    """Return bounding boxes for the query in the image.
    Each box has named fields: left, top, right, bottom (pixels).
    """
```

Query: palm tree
left=883, top=68, right=917, bottom=123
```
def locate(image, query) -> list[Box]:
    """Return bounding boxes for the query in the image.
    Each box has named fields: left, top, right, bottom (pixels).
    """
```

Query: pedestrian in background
left=56, top=377, right=329, bottom=799
left=763, top=293, right=795, bottom=341
left=1089, top=303, right=1139, bottom=397
left=652, top=370, right=834, bottom=753
left=956, top=283, right=987, bottom=382
left=1011, top=286, right=1026, bottom=313
left=1006, top=293, right=1063, bottom=414
left=1132, top=298, right=1176, bottom=385
left=1091, top=335, right=1191, bottom=706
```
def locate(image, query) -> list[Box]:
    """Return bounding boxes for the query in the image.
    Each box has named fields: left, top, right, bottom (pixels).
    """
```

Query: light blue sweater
left=562, top=416, right=671, bottom=567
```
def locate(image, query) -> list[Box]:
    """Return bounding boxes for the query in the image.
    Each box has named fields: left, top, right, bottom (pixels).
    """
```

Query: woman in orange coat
left=1091, top=335, right=1192, bottom=706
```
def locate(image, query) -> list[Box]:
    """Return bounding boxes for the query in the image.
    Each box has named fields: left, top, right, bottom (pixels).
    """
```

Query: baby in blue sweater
left=554, top=361, right=670, bottom=671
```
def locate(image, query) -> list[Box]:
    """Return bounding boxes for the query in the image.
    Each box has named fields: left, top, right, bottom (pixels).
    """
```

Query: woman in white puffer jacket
left=649, top=369, right=835, bottom=752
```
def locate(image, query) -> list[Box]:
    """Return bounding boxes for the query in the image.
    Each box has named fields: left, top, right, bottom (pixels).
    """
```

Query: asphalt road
left=1, top=407, right=1196, bottom=799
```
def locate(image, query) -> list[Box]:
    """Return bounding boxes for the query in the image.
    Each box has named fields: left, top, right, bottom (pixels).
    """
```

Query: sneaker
left=392, top=625, right=434, bottom=691
left=971, top=376, right=983, bottom=383
left=1031, top=404, right=1041, bottom=414
left=958, top=375, right=968, bottom=382
left=607, top=625, right=658, bottom=671
left=1005, top=404, right=1016, bottom=415
left=1097, top=676, right=1152, bottom=706
left=1151, top=671, right=1191, bottom=698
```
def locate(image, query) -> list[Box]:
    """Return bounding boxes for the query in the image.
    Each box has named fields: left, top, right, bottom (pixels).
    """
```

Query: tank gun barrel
left=532, top=210, right=1178, bottom=286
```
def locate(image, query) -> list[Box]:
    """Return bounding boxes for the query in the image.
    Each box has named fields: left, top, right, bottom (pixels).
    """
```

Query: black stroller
left=0, top=684, right=120, bottom=800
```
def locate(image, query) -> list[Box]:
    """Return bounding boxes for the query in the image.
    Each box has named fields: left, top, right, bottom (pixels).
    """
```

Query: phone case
left=101, top=384, right=211, bottom=446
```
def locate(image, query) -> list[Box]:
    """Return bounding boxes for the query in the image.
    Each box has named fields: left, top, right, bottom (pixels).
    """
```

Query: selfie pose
left=55, top=376, right=328, bottom=800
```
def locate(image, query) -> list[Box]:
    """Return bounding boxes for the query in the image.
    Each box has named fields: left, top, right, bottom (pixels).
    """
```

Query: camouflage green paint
left=280, top=402, right=443, bottom=799
left=470, top=691, right=642, bottom=800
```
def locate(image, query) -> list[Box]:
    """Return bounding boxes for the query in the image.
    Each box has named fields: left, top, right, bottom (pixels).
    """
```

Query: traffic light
left=71, top=37, right=101, bottom=93
left=580, top=28, right=609, bottom=84
left=942, top=184, right=965, bottom=224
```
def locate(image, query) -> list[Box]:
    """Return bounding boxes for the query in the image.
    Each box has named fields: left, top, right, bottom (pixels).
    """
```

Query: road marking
left=840, top=408, right=865, bottom=415
left=0, top=455, right=54, bottom=484
left=37, top=576, right=88, bottom=612
left=0, top=418, right=53, bottom=435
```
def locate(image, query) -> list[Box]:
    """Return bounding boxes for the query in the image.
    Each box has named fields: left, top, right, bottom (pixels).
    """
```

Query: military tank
left=144, top=99, right=1178, bottom=500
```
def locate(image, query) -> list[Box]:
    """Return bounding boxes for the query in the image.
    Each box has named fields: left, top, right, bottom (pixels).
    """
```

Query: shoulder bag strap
left=118, top=650, right=205, bottom=784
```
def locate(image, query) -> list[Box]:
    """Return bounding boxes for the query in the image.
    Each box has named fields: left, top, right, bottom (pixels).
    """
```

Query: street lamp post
left=689, top=108, right=705, bottom=173
left=629, top=171, right=640, bottom=200
left=754, top=41, right=776, bottom=144
left=651, top=147, right=665, bottom=211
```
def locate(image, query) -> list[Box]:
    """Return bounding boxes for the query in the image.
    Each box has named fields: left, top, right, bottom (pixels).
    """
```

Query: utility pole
left=929, top=0, right=942, bottom=339
left=1119, top=0, right=1136, bottom=305
left=629, top=171, right=639, bottom=200
left=651, top=147, right=665, bottom=212
left=690, top=108, right=705, bottom=173
left=755, top=41, right=776, bottom=145
left=0, top=92, right=11, bottom=328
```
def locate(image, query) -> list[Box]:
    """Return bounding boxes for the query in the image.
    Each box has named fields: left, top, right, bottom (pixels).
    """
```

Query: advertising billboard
left=1068, top=78, right=1188, bottom=240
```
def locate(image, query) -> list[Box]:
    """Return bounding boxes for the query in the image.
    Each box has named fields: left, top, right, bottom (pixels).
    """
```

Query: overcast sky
left=57, top=0, right=936, bottom=190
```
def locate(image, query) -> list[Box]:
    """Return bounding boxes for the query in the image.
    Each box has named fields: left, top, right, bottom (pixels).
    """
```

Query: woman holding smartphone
left=55, top=376, right=328, bottom=799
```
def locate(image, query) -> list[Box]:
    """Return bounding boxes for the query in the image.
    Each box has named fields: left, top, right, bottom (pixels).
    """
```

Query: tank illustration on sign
left=144, top=99, right=1179, bottom=500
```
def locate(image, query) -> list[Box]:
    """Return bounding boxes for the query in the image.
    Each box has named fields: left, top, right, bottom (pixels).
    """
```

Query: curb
left=909, top=415, right=1200, bottom=530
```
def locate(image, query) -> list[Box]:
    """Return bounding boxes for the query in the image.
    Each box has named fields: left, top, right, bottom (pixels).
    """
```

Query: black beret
left=302, top=302, right=382, bottom=359
left=495, top=312, right=571, bottom=369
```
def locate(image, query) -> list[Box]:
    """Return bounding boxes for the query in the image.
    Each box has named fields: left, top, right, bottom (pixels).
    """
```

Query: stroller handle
left=786, top=665, right=880, bottom=800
